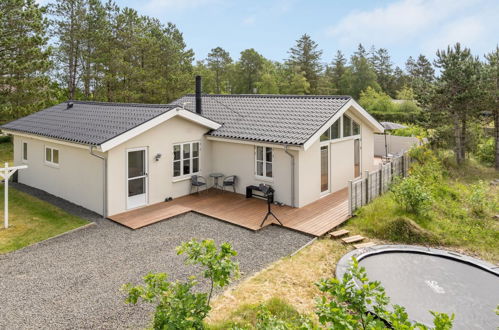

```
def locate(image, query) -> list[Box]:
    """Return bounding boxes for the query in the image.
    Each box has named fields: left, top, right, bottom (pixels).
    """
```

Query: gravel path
left=0, top=199, right=311, bottom=329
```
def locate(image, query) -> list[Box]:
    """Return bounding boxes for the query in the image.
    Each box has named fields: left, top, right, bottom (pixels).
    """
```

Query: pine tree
left=371, top=48, right=394, bottom=96
left=235, top=48, right=264, bottom=93
left=482, top=46, right=499, bottom=170
left=432, top=43, right=483, bottom=165
left=287, top=34, right=323, bottom=94
left=0, top=0, right=52, bottom=122
left=349, top=44, right=379, bottom=98
left=329, top=50, right=348, bottom=94
left=206, top=47, right=232, bottom=94
left=406, top=54, right=435, bottom=107
left=50, top=0, right=87, bottom=99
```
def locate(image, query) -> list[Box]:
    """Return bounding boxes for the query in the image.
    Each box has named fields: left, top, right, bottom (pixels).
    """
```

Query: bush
left=125, top=274, right=210, bottom=329
left=392, top=176, right=433, bottom=215
left=468, top=181, right=489, bottom=215
left=475, top=137, right=495, bottom=166
left=0, top=134, right=11, bottom=143
left=124, top=239, right=239, bottom=329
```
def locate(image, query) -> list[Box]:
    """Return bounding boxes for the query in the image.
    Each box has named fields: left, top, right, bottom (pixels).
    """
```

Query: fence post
left=364, top=170, right=370, bottom=203
left=379, top=164, right=383, bottom=194
left=401, top=154, right=406, bottom=177
left=348, top=180, right=353, bottom=216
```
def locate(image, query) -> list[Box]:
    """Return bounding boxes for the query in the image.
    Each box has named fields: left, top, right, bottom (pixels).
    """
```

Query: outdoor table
left=209, top=172, right=224, bottom=189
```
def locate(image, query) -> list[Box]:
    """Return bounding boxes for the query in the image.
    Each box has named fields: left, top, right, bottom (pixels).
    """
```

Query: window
left=320, top=127, right=330, bottom=141
left=45, top=147, right=59, bottom=166
left=173, top=142, right=200, bottom=177
left=343, top=115, right=352, bottom=137
left=353, top=120, right=361, bottom=135
left=256, top=146, right=272, bottom=178
left=22, top=142, right=28, bottom=161
left=330, top=120, right=340, bottom=139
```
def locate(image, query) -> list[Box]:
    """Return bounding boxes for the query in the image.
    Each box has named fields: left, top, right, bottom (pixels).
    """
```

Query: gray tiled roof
left=170, top=94, right=351, bottom=145
left=1, top=101, right=177, bottom=145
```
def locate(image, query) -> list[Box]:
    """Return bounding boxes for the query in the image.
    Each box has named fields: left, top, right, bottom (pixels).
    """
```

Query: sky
left=38, top=0, right=499, bottom=68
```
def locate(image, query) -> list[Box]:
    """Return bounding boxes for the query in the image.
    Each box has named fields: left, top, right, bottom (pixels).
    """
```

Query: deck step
left=342, top=235, right=365, bottom=244
left=330, top=229, right=349, bottom=238
left=353, top=242, right=376, bottom=249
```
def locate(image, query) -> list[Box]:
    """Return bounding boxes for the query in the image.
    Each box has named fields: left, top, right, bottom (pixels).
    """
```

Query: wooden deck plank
left=108, top=187, right=351, bottom=236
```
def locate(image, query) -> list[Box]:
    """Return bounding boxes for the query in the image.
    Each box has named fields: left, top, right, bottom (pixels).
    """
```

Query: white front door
left=127, top=148, right=148, bottom=209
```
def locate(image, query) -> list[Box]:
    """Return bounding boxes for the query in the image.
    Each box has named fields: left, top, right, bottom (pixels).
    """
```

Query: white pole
left=4, top=162, right=8, bottom=229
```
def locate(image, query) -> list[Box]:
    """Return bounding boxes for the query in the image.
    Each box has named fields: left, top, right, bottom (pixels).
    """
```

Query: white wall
left=210, top=140, right=298, bottom=206
left=374, top=134, right=424, bottom=157
left=13, top=135, right=104, bottom=214
left=296, top=108, right=376, bottom=207
left=106, top=116, right=212, bottom=216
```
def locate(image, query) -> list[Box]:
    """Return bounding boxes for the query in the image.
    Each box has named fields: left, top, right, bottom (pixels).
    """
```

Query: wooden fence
left=348, top=152, right=411, bottom=215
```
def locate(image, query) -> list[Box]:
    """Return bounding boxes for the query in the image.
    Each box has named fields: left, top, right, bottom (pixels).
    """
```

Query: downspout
left=90, top=146, right=107, bottom=218
left=284, top=145, right=295, bottom=207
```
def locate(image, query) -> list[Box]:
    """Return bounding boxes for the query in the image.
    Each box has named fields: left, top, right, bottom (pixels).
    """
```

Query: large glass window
left=256, top=146, right=273, bottom=178
left=320, top=127, right=330, bottom=141
left=45, top=146, right=59, bottom=166
left=331, top=120, right=340, bottom=139
left=173, top=142, right=200, bottom=177
left=343, top=115, right=352, bottom=137
left=353, top=120, right=361, bottom=135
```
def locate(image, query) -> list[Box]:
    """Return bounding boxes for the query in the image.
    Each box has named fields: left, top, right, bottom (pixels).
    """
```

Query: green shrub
left=392, top=176, right=433, bottom=215
left=124, top=274, right=209, bottom=329
left=468, top=181, right=489, bottom=215
left=475, top=137, right=495, bottom=166
left=0, top=135, right=11, bottom=143
left=124, top=239, right=239, bottom=329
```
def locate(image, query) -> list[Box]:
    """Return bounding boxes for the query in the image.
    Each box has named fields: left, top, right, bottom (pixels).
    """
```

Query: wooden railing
left=348, top=152, right=411, bottom=215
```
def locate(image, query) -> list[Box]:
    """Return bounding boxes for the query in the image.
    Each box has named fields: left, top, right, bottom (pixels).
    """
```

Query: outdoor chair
left=222, top=175, right=237, bottom=193
left=190, top=175, right=207, bottom=194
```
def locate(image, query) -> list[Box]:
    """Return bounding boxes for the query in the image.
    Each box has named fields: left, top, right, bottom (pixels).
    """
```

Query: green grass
left=0, top=140, right=89, bottom=253
left=346, top=150, right=499, bottom=263
left=207, top=297, right=314, bottom=329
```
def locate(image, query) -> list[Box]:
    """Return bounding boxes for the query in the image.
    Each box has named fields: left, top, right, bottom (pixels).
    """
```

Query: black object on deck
left=246, top=184, right=282, bottom=227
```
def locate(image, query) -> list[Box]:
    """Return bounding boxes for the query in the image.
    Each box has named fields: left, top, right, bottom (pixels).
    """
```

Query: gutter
left=89, top=146, right=107, bottom=218
left=284, top=145, right=295, bottom=207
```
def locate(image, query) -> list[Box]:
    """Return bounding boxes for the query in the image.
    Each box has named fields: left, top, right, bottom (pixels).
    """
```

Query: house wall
left=374, top=134, right=424, bottom=157
left=210, top=140, right=299, bottom=206
left=106, top=116, right=212, bottom=216
left=296, top=108, right=376, bottom=207
left=12, top=135, right=104, bottom=214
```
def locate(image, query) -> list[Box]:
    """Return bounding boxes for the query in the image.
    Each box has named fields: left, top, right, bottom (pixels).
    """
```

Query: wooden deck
left=108, top=188, right=350, bottom=237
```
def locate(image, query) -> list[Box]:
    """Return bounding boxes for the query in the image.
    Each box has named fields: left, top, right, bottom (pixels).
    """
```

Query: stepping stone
left=353, top=242, right=376, bottom=249
left=330, top=229, right=349, bottom=238
left=342, top=235, right=364, bottom=244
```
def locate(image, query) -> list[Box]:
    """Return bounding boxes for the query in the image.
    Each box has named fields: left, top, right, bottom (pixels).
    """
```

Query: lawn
left=0, top=140, right=89, bottom=254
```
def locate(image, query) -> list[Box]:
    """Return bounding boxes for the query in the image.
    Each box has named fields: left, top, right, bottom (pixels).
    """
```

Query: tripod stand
left=259, top=184, right=283, bottom=227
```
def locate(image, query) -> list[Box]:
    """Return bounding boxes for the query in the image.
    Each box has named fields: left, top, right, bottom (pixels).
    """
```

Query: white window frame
left=44, top=146, right=59, bottom=167
left=173, top=141, right=200, bottom=179
left=255, top=146, right=273, bottom=180
left=22, top=142, right=28, bottom=163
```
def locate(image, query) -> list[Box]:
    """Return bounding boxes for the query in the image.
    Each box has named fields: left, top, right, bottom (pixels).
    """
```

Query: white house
left=1, top=80, right=384, bottom=217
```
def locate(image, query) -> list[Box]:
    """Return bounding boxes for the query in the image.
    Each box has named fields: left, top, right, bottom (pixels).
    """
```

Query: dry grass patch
left=207, top=238, right=351, bottom=324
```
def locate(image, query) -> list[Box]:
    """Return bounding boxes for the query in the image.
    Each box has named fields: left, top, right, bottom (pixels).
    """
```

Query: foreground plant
left=315, top=258, right=454, bottom=330
left=123, top=239, right=239, bottom=329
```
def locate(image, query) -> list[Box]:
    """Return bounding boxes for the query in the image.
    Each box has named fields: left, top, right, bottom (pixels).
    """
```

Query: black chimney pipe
left=195, top=75, right=202, bottom=114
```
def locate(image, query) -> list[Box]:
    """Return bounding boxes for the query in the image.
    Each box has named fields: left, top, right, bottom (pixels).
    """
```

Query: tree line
left=0, top=0, right=498, bottom=169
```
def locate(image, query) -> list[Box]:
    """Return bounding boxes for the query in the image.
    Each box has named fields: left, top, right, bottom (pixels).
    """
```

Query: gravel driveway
left=0, top=188, right=312, bottom=329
